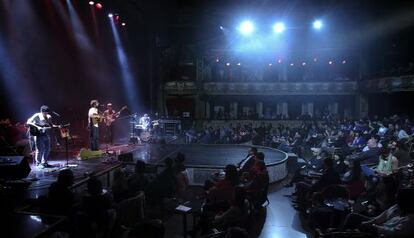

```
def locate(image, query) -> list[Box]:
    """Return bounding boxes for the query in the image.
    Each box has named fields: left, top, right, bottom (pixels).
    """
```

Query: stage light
left=313, top=58, right=318, bottom=62
left=108, top=13, right=113, bottom=18
left=313, top=20, right=323, bottom=30
left=290, top=63, right=294, bottom=66
left=342, top=60, right=346, bottom=64
left=302, top=62, right=306, bottom=66
left=226, top=62, right=231, bottom=66
left=238, top=21, right=254, bottom=35
left=328, top=60, right=333, bottom=65
left=89, top=1, right=94, bottom=5
left=273, top=22, right=285, bottom=33
left=121, top=22, right=126, bottom=26
left=277, top=59, right=282, bottom=64
left=216, top=58, right=220, bottom=63
left=237, top=62, right=241, bottom=66
left=95, top=3, right=102, bottom=9
left=219, top=26, right=224, bottom=30
left=268, top=63, right=273, bottom=66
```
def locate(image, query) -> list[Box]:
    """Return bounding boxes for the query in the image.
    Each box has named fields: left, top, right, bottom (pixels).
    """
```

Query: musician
left=139, top=113, right=151, bottom=130
left=27, top=105, right=57, bottom=167
left=88, top=100, right=100, bottom=151
left=103, top=103, right=117, bottom=145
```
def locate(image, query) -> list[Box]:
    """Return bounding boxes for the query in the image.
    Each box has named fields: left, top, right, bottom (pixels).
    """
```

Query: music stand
left=60, top=124, right=77, bottom=168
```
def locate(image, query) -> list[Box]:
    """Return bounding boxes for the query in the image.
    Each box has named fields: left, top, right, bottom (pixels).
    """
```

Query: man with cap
left=27, top=105, right=58, bottom=167
left=103, top=103, right=117, bottom=145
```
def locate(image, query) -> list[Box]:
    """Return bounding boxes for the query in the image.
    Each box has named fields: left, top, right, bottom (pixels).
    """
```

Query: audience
left=129, top=160, right=150, bottom=193
left=46, top=169, right=75, bottom=216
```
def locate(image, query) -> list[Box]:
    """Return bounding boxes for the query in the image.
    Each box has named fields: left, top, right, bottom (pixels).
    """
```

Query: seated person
left=341, top=188, right=414, bottom=238
left=213, top=187, right=250, bottom=230
left=343, top=160, right=366, bottom=200
left=376, top=147, right=399, bottom=176
left=174, top=153, right=189, bottom=199
left=244, top=160, right=269, bottom=207
left=237, top=147, right=257, bottom=174
left=111, top=168, right=131, bottom=203
left=349, top=138, right=380, bottom=165
left=77, top=177, right=114, bottom=236
left=393, top=141, right=411, bottom=167
left=295, top=158, right=341, bottom=207
left=128, top=160, right=150, bottom=193
left=151, top=157, right=177, bottom=204
left=243, top=152, right=266, bottom=181
left=361, top=147, right=399, bottom=178
left=46, top=169, right=75, bottom=216
left=205, top=164, right=239, bottom=205
left=351, top=131, right=366, bottom=149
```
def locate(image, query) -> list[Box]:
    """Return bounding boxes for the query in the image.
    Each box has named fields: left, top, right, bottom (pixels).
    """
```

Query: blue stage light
left=238, top=21, right=254, bottom=35
left=273, top=22, right=285, bottom=33
left=313, top=20, right=323, bottom=30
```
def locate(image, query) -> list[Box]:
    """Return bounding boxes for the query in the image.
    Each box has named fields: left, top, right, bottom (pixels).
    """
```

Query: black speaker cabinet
left=0, top=156, right=31, bottom=179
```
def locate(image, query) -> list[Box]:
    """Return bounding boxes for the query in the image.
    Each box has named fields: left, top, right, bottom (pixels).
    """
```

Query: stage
left=20, top=142, right=290, bottom=203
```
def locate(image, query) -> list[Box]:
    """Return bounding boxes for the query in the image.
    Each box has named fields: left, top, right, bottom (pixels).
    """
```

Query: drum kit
left=129, top=114, right=157, bottom=143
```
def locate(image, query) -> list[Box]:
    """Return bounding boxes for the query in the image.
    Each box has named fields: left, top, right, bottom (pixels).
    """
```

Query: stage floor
left=131, top=144, right=287, bottom=167
left=22, top=143, right=287, bottom=200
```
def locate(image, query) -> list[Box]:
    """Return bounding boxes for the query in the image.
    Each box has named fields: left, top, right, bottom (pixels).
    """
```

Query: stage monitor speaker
left=0, top=156, right=31, bottom=179
left=118, top=152, right=133, bottom=162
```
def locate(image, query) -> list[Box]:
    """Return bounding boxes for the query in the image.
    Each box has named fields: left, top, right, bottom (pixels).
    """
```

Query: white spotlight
left=108, top=13, right=113, bottom=18
left=273, top=22, right=285, bottom=33
left=219, top=26, right=224, bottom=30
left=89, top=1, right=95, bottom=5
left=226, top=62, right=231, bottom=66
left=121, top=22, right=126, bottom=26
left=238, top=21, right=254, bottom=35
left=313, top=20, right=323, bottom=30
left=237, top=62, right=241, bottom=66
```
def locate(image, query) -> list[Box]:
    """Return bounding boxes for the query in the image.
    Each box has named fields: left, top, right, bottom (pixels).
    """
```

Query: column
left=256, top=102, right=263, bottom=119
left=205, top=101, right=210, bottom=119
left=355, top=94, right=368, bottom=118
left=231, top=102, right=238, bottom=119
left=196, top=98, right=205, bottom=119
left=282, top=102, right=289, bottom=119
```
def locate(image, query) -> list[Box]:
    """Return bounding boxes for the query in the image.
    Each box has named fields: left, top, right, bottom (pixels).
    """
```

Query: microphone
left=52, top=111, right=61, bottom=117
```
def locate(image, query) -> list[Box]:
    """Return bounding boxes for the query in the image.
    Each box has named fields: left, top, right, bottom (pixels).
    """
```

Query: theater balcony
left=202, top=81, right=358, bottom=96
left=164, top=81, right=198, bottom=95
left=360, top=74, right=414, bottom=93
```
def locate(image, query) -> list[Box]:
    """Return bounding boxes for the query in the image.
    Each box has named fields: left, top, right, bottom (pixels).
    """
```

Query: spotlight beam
left=109, top=20, right=140, bottom=113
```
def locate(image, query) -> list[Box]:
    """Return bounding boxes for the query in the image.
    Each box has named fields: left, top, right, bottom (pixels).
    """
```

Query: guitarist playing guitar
left=103, top=103, right=127, bottom=145
left=88, top=100, right=101, bottom=151
left=27, top=105, right=59, bottom=168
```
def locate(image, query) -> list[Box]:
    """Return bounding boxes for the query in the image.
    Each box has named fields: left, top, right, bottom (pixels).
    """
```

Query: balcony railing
left=203, top=81, right=358, bottom=95
left=359, top=74, right=414, bottom=92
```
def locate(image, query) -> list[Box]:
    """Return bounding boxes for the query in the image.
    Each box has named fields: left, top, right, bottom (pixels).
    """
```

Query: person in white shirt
left=27, top=105, right=57, bottom=167
left=88, top=100, right=100, bottom=150
left=139, top=114, right=151, bottom=130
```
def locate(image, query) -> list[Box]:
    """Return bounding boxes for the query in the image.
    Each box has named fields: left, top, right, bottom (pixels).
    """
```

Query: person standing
left=27, top=105, right=57, bottom=167
left=88, top=100, right=101, bottom=151
left=103, top=103, right=116, bottom=145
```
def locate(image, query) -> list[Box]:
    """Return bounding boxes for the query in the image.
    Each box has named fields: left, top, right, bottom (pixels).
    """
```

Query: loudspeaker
left=118, top=152, right=133, bottom=162
left=0, top=156, right=31, bottom=179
